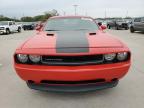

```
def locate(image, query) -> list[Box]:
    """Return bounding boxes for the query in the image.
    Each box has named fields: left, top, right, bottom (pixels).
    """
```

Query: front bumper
left=0, top=30, right=6, bottom=34
left=118, top=24, right=128, bottom=28
left=27, top=80, right=119, bottom=92
left=15, top=61, right=130, bottom=83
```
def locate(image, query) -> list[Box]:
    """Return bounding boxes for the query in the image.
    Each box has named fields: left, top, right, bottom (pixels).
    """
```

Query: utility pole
left=105, top=9, right=107, bottom=19
left=126, top=10, right=128, bottom=18
left=73, top=5, right=78, bottom=15
left=85, top=11, right=88, bottom=16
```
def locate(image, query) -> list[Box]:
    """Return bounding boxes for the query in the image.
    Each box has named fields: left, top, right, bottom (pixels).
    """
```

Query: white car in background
left=0, top=21, right=21, bottom=35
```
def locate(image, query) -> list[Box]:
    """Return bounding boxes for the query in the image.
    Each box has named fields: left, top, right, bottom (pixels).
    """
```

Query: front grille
left=0, top=27, right=4, bottom=30
left=41, top=55, right=104, bottom=66
left=122, top=23, right=128, bottom=27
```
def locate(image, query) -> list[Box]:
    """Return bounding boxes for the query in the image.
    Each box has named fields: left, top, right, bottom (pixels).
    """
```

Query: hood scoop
left=46, top=33, right=54, bottom=36
left=89, top=32, right=96, bottom=36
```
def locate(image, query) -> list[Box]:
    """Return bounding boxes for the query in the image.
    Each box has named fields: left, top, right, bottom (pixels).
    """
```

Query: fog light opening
left=28, top=80, right=34, bottom=84
left=111, top=78, right=118, bottom=82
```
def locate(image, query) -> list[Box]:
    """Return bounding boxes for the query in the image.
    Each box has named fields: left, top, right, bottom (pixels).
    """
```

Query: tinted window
left=13, top=22, right=15, bottom=25
left=141, top=17, right=144, bottom=22
left=44, top=18, right=99, bottom=31
left=9, top=22, right=13, bottom=25
left=134, top=18, right=141, bottom=22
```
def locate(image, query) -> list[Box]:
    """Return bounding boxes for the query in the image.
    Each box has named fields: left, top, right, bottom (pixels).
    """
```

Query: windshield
left=44, top=18, right=99, bottom=31
left=116, top=19, right=125, bottom=22
left=0, top=21, right=8, bottom=25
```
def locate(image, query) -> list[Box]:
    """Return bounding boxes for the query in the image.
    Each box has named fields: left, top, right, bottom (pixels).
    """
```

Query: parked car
left=107, top=19, right=129, bottom=30
left=0, top=21, right=21, bottom=34
left=14, top=16, right=131, bottom=92
left=22, top=22, right=35, bottom=30
left=16, top=22, right=23, bottom=29
left=95, top=19, right=107, bottom=27
left=124, top=18, right=133, bottom=28
left=130, top=17, right=144, bottom=33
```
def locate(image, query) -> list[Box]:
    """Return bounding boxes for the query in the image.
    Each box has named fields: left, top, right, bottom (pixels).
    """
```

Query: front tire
left=116, top=26, right=119, bottom=30
left=130, top=27, right=135, bottom=33
left=17, top=27, right=21, bottom=33
left=6, top=28, right=10, bottom=35
left=107, top=25, right=111, bottom=29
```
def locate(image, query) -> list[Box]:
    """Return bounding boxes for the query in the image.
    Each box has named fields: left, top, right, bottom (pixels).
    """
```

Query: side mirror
left=35, top=25, right=43, bottom=32
left=98, top=22, right=102, bottom=26
left=100, top=25, right=107, bottom=30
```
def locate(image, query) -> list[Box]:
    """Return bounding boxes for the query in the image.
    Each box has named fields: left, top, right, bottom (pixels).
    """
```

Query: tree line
left=0, top=9, right=59, bottom=22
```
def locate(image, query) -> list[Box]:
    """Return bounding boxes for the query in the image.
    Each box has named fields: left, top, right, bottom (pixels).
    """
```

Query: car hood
left=117, top=22, right=128, bottom=24
left=0, top=25, right=8, bottom=28
left=22, top=30, right=123, bottom=50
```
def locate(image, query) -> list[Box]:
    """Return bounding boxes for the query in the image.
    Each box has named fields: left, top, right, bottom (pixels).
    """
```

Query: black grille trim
left=40, top=79, right=106, bottom=85
left=41, top=55, right=104, bottom=66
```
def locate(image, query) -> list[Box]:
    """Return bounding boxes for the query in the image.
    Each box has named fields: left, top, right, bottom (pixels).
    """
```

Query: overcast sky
left=0, top=0, right=144, bottom=18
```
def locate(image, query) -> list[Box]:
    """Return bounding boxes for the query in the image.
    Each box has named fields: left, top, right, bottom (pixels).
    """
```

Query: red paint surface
left=14, top=16, right=131, bottom=83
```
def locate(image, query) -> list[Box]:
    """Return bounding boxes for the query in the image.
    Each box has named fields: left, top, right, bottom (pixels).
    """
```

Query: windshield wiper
left=45, top=29, right=60, bottom=31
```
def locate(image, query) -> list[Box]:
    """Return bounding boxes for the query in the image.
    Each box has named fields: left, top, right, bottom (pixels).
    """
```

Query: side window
left=141, top=18, right=144, bottom=22
left=9, top=22, right=13, bottom=26
left=134, top=18, right=141, bottom=22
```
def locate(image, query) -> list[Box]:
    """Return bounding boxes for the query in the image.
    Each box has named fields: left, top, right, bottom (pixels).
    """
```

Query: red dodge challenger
left=14, top=16, right=131, bottom=92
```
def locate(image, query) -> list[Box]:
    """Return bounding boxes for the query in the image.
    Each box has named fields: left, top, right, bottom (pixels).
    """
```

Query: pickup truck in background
left=107, top=19, right=129, bottom=30
left=0, top=21, right=21, bottom=35
left=130, top=17, right=144, bottom=33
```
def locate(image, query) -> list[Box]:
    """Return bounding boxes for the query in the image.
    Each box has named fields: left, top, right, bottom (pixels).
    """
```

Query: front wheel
left=130, top=27, right=135, bottom=33
left=107, top=25, right=111, bottom=29
left=6, top=29, right=10, bottom=35
left=17, top=27, right=21, bottom=33
left=116, top=26, right=119, bottom=30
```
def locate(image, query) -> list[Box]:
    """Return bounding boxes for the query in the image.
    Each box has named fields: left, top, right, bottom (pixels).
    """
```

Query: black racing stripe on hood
left=56, top=31, right=89, bottom=53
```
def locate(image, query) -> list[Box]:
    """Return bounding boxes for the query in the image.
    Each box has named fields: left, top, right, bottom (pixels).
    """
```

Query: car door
left=140, top=17, right=144, bottom=31
left=8, top=22, right=14, bottom=32
left=12, top=22, right=17, bottom=31
left=133, top=18, right=141, bottom=30
left=109, top=20, right=115, bottom=27
left=112, top=21, right=116, bottom=27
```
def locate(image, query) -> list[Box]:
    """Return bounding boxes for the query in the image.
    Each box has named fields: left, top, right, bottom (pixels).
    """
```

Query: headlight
left=104, top=53, right=116, bottom=61
left=117, top=52, right=128, bottom=61
left=17, top=54, right=28, bottom=63
left=29, top=55, right=41, bottom=63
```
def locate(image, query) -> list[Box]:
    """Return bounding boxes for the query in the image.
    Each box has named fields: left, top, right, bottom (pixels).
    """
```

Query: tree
left=0, top=15, right=20, bottom=21
left=21, top=16, right=33, bottom=22
left=31, top=9, right=59, bottom=22
left=0, top=9, right=59, bottom=22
